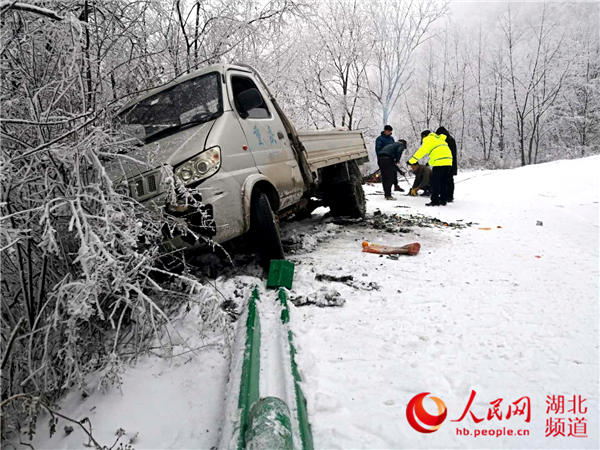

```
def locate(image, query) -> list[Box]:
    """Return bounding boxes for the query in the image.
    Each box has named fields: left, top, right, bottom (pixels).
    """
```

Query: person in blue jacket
left=375, top=125, right=395, bottom=156
left=375, top=125, right=405, bottom=199
left=375, top=125, right=406, bottom=200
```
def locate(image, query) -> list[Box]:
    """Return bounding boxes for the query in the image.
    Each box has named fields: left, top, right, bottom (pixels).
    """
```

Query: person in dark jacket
left=378, top=140, right=406, bottom=198
left=375, top=125, right=399, bottom=199
left=407, top=163, right=432, bottom=196
left=436, top=126, right=457, bottom=202
left=375, top=125, right=395, bottom=156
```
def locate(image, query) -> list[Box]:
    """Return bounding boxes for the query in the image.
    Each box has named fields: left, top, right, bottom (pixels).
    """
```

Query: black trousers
left=377, top=156, right=396, bottom=197
left=431, top=166, right=452, bottom=204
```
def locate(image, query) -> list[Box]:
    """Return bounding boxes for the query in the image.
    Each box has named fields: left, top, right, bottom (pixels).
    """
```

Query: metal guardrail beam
left=234, top=273, right=314, bottom=450
left=237, top=288, right=261, bottom=450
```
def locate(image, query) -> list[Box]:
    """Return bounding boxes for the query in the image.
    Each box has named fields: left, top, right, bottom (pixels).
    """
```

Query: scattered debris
left=367, top=210, right=471, bottom=233
left=360, top=281, right=381, bottom=291
left=315, top=273, right=381, bottom=291
left=281, top=235, right=304, bottom=252
left=315, top=274, right=354, bottom=283
left=290, top=287, right=345, bottom=307
left=280, top=223, right=339, bottom=253
left=220, top=299, right=239, bottom=321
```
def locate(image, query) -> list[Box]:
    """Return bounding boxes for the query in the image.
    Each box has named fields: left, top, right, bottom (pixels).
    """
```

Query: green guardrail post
left=237, top=288, right=261, bottom=450
left=267, top=259, right=295, bottom=290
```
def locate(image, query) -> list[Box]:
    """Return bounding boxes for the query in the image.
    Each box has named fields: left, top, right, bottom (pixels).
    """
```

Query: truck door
left=227, top=71, right=304, bottom=209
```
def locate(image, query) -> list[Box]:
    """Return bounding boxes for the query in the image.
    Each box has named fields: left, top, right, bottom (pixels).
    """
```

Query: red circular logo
left=406, top=392, right=447, bottom=433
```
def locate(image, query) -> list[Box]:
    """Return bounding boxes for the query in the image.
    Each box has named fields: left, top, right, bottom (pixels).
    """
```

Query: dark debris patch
left=367, top=209, right=473, bottom=233
left=290, top=287, right=345, bottom=307
left=315, top=273, right=381, bottom=291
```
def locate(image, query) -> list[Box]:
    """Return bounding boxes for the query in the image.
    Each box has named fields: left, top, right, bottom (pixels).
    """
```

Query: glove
left=409, top=188, right=419, bottom=196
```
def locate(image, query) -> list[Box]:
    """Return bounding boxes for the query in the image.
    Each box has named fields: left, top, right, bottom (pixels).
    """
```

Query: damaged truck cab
left=116, top=64, right=367, bottom=264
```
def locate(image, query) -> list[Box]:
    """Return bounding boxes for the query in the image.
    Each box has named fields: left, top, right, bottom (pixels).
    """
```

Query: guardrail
left=237, top=288, right=261, bottom=449
left=233, top=262, right=314, bottom=450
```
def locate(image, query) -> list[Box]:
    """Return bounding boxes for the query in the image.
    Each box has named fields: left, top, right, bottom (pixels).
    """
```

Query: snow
left=286, top=156, right=599, bottom=448
left=30, top=348, right=227, bottom=449
left=28, top=156, right=599, bottom=449
left=30, top=276, right=262, bottom=450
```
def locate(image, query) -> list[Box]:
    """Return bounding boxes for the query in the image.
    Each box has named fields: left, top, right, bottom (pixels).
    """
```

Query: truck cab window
left=231, top=76, right=271, bottom=119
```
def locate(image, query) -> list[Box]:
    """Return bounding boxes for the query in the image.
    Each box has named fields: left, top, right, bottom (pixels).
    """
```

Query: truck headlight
left=174, top=146, right=221, bottom=185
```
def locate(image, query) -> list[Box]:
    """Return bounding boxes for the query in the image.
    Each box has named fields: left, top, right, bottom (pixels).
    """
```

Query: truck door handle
left=277, top=131, right=285, bottom=140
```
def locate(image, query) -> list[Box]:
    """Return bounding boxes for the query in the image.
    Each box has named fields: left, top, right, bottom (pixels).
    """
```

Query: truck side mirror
left=237, top=88, right=263, bottom=114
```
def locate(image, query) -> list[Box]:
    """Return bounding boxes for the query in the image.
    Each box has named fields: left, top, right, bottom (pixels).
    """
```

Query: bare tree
left=503, top=4, right=570, bottom=165
left=367, top=0, right=447, bottom=126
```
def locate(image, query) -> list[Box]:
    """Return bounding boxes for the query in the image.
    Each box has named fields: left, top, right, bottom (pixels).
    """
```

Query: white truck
left=115, top=64, right=368, bottom=265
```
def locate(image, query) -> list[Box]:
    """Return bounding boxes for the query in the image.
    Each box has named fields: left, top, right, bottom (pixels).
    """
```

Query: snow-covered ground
left=30, top=156, right=598, bottom=449
left=287, top=156, right=599, bottom=448
left=29, top=276, right=262, bottom=450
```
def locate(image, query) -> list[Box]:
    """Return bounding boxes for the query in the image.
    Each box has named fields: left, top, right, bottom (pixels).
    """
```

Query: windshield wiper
left=145, top=112, right=221, bottom=144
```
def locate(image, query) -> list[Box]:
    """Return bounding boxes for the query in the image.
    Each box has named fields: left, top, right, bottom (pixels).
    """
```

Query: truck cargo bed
left=298, top=130, right=368, bottom=172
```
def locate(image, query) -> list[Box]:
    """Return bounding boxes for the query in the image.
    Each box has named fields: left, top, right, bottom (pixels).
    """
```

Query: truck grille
left=130, top=172, right=159, bottom=199
left=135, top=179, right=144, bottom=196
left=146, top=174, right=157, bottom=192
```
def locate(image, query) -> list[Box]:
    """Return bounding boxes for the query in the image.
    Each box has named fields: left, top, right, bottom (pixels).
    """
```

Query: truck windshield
left=118, top=72, right=222, bottom=142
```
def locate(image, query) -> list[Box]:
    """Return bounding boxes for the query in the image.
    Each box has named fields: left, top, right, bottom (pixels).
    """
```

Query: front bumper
left=142, top=174, right=245, bottom=251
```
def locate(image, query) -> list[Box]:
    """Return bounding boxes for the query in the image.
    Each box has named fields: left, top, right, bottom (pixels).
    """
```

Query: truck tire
left=250, top=192, right=285, bottom=268
left=328, top=161, right=366, bottom=218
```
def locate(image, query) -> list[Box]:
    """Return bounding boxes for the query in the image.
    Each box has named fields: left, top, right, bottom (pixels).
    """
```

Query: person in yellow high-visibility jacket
left=407, top=130, right=453, bottom=206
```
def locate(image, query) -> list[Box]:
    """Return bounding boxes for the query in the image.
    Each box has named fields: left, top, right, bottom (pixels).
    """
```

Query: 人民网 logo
left=406, top=392, right=447, bottom=433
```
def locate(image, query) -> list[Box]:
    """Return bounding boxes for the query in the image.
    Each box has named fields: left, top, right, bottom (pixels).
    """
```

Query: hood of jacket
left=423, top=133, right=447, bottom=145
left=435, top=126, right=450, bottom=137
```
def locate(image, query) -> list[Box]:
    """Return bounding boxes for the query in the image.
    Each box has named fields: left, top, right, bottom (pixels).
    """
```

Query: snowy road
left=286, top=157, right=599, bottom=449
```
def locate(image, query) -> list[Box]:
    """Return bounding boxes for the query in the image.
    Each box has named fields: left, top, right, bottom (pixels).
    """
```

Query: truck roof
left=118, top=63, right=253, bottom=114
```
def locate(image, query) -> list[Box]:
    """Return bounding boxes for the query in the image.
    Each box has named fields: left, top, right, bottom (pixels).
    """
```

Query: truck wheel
left=250, top=192, right=285, bottom=268
left=329, top=161, right=366, bottom=218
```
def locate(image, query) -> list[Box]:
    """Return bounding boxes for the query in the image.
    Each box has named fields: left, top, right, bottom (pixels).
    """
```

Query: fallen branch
left=0, top=394, right=103, bottom=449
left=0, top=1, right=64, bottom=21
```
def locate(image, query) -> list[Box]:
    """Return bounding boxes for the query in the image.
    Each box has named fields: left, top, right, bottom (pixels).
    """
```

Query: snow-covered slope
left=28, top=276, right=262, bottom=450
left=287, top=156, right=599, bottom=448
left=29, top=156, right=598, bottom=449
